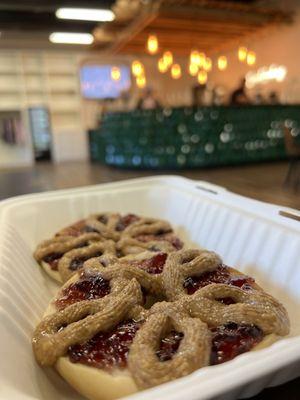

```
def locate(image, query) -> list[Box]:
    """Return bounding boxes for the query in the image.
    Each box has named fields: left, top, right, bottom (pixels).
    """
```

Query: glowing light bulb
left=189, top=63, right=198, bottom=76
left=190, top=50, right=201, bottom=65
left=199, top=52, right=206, bottom=67
left=163, top=51, right=173, bottom=67
left=238, top=46, right=247, bottom=62
left=131, top=60, right=144, bottom=77
left=158, top=58, right=168, bottom=73
left=197, top=70, right=207, bottom=85
left=171, top=64, right=181, bottom=79
left=147, top=34, right=158, bottom=54
left=203, top=57, right=212, bottom=72
left=136, top=75, right=146, bottom=88
left=247, top=51, right=256, bottom=66
left=218, top=56, right=227, bottom=71
left=111, top=66, right=121, bottom=81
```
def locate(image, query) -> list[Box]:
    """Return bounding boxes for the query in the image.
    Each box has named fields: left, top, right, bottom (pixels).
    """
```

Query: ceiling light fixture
left=171, top=64, right=181, bottom=79
left=49, top=32, right=94, bottom=45
left=218, top=56, right=227, bottom=71
left=56, top=8, right=115, bottom=22
left=111, top=66, right=121, bottom=81
left=147, top=35, right=158, bottom=54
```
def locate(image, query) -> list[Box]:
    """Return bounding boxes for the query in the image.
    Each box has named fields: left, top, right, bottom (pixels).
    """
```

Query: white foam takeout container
left=0, top=176, right=300, bottom=400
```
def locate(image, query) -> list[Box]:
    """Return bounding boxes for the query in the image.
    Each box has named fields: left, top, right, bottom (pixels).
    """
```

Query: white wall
left=209, top=10, right=300, bottom=103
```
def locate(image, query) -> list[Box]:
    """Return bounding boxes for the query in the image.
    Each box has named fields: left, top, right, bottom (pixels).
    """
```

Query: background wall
left=1, top=6, right=300, bottom=167
left=210, top=10, right=300, bottom=103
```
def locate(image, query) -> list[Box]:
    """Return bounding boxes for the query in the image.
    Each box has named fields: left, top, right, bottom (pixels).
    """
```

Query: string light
left=218, top=56, right=227, bottom=71
left=197, top=70, right=207, bottom=85
left=131, top=60, right=144, bottom=77
left=203, top=57, right=212, bottom=72
left=158, top=58, right=168, bottom=73
left=136, top=75, right=146, bottom=88
left=188, top=63, right=198, bottom=76
left=238, top=46, right=247, bottom=62
left=199, top=52, right=206, bottom=67
left=171, top=64, right=182, bottom=79
left=163, top=51, right=173, bottom=67
left=247, top=50, right=256, bottom=66
left=111, top=66, right=121, bottom=81
left=190, top=50, right=201, bottom=65
left=147, top=34, right=158, bottom=54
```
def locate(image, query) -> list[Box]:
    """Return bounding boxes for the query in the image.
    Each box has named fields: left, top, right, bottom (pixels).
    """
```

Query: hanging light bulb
left=147, top=34, right=158, bottom=54
left=197, top=70, right=207, bottom=85
left=158, top=57, right=168, bottom=73
left=199, top=52, right=206, bottom=67
left=131, top=60, right=144, bottom=77
left=189, top=63, right=198, bottom=76
left=111, top=66, right=121, bottom=81
left=136, top=75, right=146, bottom=88
left=218, top=56, right=227, bottom=71
left=190, top=50, right=201, bottom=65
left=203, top=57, right=212, bottom=72
left=163, top=51, right=173, bottom=67
left=247, top=50, right=256, bottom=66
left=238, top=46, right=247, bottom=62
left=171, top=64, right=181, bottom=79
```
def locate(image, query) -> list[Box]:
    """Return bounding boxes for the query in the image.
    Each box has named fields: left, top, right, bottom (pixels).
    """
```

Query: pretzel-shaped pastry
left=57, top=213, right=122, bottom=241
left=163, top=249, right=222, bottom=300
left=183, top=284, right=289, bottom=336
left=85, top=250, right=168, bottom=296
left=128, top=308, right=210, bottom=389
left=118, top=217, right=183, bottom=256
left=33, top=276, right=143, bottom=366
left=58, top=240, right=116, bottom=282
left=34, top=232, right=104, bottom=262
left=33, top=246, right=290, bottom=397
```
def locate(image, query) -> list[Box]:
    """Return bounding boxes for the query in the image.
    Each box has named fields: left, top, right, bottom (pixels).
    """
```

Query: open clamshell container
left=0, top=176, right=299, bottom=400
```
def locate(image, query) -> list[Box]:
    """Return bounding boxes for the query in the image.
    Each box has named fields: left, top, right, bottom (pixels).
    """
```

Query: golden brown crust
left=32, top=219, right=290, bottom=396
left=58, top=240, right=116, bottom=282
left=128, top=310, right=211, bottom=389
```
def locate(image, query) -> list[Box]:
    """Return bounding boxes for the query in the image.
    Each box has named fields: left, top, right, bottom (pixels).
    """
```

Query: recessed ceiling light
left=56, top=8, right=115, bottom=22
left=49, top=32, right=94, bottom=45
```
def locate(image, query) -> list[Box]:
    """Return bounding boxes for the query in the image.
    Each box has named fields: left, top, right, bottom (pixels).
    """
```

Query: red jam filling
left=156, top=331, right=184, bottom=361
left=183, top=264, right=255, bottom=295
left=55, top=270, right=110, bottom=310
left=210, top=322, right=263, bottom=365
left=130, top=252, right=168, bottom=274
left=68, top=320, right=141, bottom=369
left=42, top=252, right=63, bottom=270
left=69, top=251, right=103, bottom=271
left=135, top=232, right=183, bottom=250
left=116, top=214, right=140, bottom=232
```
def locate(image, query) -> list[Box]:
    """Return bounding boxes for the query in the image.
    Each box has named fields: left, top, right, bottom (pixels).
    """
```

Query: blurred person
left=230, top=78, right=250, bottom=105
left=269, top=91, right=280, bottom=105
left=193, top=84, right=213, bottom=106
left=253, top=92, right=265, bottom=105
left=136, top=87, right=161, bottom=110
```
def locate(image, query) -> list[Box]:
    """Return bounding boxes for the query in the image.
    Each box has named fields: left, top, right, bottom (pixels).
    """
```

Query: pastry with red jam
left=34, top=233, right=116, bottom=283
left=117, top=217, right=184, bottom=255
left=33, top=245, right=289, bottom=400
left=34, top=213, right=183, bottom=284
left=56, top=213, right=141, bottom=241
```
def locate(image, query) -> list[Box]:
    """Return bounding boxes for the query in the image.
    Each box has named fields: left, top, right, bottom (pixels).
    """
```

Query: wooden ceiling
left=94, top=0, right=292, bottom=55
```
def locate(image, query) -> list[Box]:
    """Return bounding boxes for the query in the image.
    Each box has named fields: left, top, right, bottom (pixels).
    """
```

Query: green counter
left=89, top=105, right=300, bottom=169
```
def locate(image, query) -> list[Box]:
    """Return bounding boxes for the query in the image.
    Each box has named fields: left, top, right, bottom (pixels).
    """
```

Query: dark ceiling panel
left=0, top=1, right=115, bottom=12
left=0, top=1, right=116, bottom=33
left=0, top=10, right=100, bottom=32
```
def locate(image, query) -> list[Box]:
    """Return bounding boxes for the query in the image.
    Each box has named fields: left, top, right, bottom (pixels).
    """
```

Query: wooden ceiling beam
left=158, top=4, right=283, bottom=26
